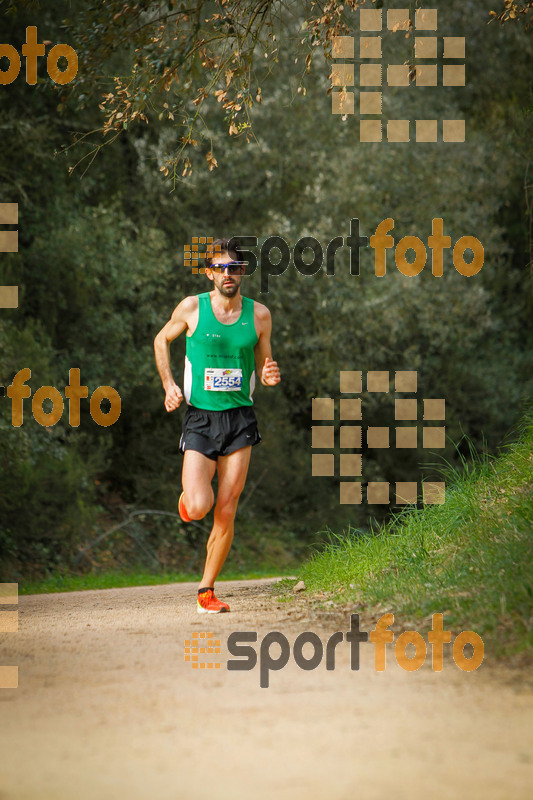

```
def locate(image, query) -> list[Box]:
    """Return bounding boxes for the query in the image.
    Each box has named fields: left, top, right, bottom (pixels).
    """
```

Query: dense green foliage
left=297, top=408, right=533, bottom=657
left=0, top=0, right=531, bottom=580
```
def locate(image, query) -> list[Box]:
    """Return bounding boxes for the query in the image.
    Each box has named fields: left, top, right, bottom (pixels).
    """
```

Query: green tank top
left=184, top=292, right=258, bottom=410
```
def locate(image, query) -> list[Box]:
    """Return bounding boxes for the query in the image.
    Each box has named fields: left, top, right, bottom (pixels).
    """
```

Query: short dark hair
left=205, top=237, right=243, bottom=269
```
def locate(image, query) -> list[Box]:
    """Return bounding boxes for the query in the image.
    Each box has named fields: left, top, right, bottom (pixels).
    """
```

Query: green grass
left=20, top=566, right=291, bottom=595
left=297, top=410, right=533, bottom=659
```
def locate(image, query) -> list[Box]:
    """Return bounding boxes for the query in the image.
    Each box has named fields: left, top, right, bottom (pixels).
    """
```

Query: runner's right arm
left=153, top=296, right=197, bottom=412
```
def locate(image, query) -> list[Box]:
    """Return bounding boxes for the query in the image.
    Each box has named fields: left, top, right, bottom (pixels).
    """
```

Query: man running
left=154, top=238, right=281, bottom=613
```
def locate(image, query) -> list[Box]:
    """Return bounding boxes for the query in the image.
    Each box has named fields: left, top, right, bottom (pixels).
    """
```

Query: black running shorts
left=179, top=404, right=262, bottom=461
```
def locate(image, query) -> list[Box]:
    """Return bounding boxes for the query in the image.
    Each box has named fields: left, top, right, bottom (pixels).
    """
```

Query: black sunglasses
left=211, top=261, right=244, bottom=274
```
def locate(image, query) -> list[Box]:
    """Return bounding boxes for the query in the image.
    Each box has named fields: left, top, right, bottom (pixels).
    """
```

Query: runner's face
left=208, top=254, right=245, bottom=298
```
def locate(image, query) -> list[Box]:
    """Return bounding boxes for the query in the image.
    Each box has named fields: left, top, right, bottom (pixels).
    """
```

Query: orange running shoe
left=197, top=588, right=230, bottom=614
left=178, top=491, right=191, bottom=523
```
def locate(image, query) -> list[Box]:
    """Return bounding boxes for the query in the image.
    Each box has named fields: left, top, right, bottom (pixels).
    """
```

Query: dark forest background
left=0, top=0, right=531, bottom=580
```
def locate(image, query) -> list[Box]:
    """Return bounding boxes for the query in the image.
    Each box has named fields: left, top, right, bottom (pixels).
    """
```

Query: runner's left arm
left=254, top=304, right=281, bottom=386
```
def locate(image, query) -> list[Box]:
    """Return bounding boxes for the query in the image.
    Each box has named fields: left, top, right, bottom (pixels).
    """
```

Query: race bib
left=204, top=368, right=243, bottom=391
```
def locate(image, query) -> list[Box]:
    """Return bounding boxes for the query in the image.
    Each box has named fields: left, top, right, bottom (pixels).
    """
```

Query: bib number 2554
left=204, top=368, right=243, bottom=391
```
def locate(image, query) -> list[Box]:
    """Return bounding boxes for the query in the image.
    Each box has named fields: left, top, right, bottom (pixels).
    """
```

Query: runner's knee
left=187, top=489, right=214, bottom=520
left=214, top=495, right=240, bottom=523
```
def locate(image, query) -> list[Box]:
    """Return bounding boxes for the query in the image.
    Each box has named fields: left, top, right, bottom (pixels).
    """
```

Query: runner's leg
left=200, top=445, right=252, bottom=588
left=181, top=449, right=217, bottom=520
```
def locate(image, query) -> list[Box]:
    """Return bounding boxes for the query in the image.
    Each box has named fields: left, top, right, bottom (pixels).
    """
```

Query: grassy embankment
left=296, top=411, right=533, bottom=659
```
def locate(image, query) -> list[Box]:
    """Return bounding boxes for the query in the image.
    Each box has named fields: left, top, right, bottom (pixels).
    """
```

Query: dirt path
left=1, top=578, right=531, bottom=800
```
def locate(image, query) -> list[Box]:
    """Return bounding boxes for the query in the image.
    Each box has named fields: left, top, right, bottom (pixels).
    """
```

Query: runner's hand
left=164, top=382, right=183, bottom=412
left=262, top=357, right=281, bottom=386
